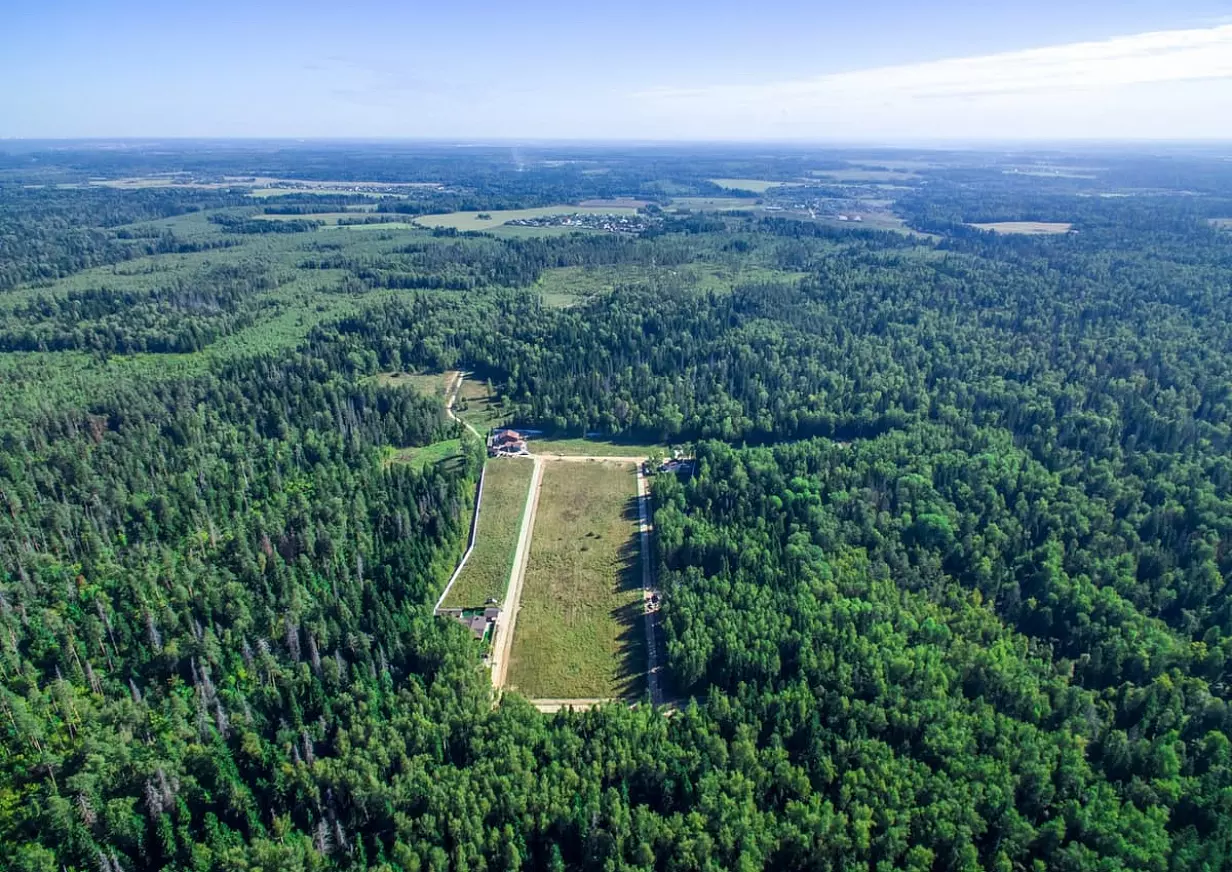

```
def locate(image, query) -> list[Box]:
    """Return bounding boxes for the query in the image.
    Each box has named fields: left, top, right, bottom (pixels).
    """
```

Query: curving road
left=445, top=371, right=483, bottom=439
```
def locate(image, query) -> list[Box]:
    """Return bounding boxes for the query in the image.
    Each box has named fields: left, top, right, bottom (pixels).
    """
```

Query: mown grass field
left=413, top=205, right=637, bottom=232
left=442, top=458, right=535, bottom=608
left=507, top=461, right=646, bottom=699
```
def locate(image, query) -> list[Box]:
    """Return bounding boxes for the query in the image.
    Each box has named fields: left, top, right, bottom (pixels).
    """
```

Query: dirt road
left=530, top=698, right=611, bottom=713
left=489, top=456, right=544, bottom=690
left=636, top=465, right=663, bottom=706
left=483, top=446, right=666, bottom=706
left=531, top=453, right=646, bottom=464
left=445, top=371, right=483, bottom=439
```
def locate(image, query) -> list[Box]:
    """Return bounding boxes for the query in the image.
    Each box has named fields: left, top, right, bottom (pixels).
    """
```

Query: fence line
left=433, top=462, right=487, bottom=613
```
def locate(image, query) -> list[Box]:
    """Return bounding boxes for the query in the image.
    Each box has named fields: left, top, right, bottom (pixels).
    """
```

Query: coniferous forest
left=1, top=142, right=1232, bottom=871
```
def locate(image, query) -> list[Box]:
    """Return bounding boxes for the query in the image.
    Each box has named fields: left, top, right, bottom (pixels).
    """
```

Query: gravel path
left=489, top=456, right=544, bottom=690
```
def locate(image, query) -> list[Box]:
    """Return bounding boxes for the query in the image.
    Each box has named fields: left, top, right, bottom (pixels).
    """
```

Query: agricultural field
left=669, top=196, right=760, bottom=212
left=441, top=458, right=536, bottom=609
left=413, top=205, right=637, bottom=232
left=253, top=209, right=380, bottom=224
left=710, top=178, right=787, bottom=193
left=506, top=461, right=646, bottom=699
left=970, top=221, right=1074, bottom=235
left=578, top=198, right=651, bottom=208
left=323, top=221, right=421, bottom=231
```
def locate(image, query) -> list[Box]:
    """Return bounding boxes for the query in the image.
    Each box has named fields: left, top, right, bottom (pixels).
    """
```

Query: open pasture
left=506, top=461, right=646, bottom=699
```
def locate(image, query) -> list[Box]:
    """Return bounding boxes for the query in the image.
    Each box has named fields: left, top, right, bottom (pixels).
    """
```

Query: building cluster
left=436, top=606, right=500, bottom=642
left=488, top=429, right=529, bottom=457
left=505, top=212, right=651, bottom=233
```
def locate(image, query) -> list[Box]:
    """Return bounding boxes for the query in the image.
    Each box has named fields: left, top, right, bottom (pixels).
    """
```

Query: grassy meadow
left=506, top=461, right=646, bottom=699
left=454, top=376, right=507, bottom=432
left=441, top=458, right=536, bottom=609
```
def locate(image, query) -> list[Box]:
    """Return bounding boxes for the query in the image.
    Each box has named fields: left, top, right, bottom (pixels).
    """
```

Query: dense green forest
left=1, top=142, right=1230, bottom=871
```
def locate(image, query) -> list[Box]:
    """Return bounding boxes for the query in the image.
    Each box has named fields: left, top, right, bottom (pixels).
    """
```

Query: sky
left=3, top=0, right=1231, bottom=141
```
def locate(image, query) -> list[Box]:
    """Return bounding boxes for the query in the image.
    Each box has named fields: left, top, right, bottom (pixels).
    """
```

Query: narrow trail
left=489, top=456, right=544, bottom=691
left=445, top=371, right=483, bottom=439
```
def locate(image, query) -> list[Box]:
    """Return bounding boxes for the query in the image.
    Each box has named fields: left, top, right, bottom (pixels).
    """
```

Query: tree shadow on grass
left=610, top=493, right=649, bottom=699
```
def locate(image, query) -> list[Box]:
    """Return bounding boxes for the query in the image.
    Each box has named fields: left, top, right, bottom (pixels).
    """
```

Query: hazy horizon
left=4, top=1, right=1232, bottom=141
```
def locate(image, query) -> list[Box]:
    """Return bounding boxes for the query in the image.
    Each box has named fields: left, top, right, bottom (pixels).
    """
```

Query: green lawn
left=442, top=458, right=536, bottom=609
left=507, top=461, right=646, bottom=699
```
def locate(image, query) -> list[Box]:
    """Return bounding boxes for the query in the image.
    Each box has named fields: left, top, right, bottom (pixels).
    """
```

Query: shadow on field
left=610, top=494, right=649, bottom=699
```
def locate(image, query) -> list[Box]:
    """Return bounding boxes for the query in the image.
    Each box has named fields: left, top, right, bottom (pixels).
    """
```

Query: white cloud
left=633, top=25, right=1232, bottom=140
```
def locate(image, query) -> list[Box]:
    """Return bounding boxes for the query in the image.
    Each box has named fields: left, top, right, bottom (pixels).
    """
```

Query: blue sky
left=3, top=0, right=1231, bottom=140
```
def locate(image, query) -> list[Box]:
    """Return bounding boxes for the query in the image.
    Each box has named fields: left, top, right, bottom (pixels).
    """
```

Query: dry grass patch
left=507, top=461, right=646, bottom=699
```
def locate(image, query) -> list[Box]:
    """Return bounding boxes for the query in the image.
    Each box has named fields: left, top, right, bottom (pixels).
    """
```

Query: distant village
left=505, top=212, right=652, bottom=233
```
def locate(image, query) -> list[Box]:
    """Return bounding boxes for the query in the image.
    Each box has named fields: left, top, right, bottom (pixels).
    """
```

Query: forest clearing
left=970, top=221, right=1074, bottom=234
left=505, top=460, right=647, bottom=699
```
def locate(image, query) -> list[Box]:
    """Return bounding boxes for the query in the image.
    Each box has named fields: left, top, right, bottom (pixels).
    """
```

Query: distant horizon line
left=2, top=136, right=1231, bottom=152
